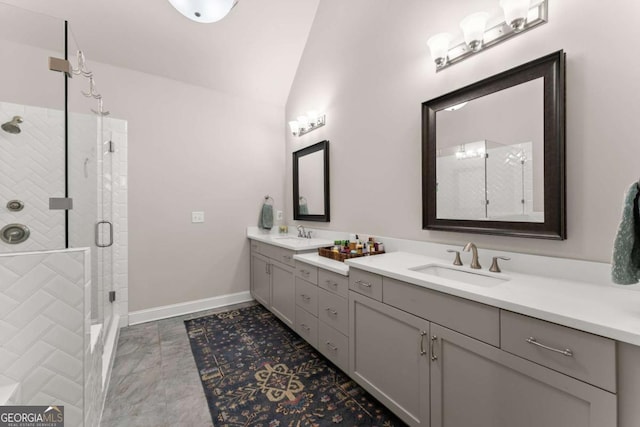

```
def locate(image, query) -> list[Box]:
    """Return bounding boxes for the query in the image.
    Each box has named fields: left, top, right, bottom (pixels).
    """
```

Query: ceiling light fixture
left=167, top=0, right=238, bottom=23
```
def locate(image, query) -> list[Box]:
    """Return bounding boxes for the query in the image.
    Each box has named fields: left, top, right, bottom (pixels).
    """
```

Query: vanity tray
left=318, top=247, right=385, bottom=262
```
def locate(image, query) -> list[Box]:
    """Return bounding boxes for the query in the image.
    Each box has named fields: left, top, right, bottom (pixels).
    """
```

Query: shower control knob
left=6, top=200, right=25, bottom=212
left=1, top=224, right=30, bottom=244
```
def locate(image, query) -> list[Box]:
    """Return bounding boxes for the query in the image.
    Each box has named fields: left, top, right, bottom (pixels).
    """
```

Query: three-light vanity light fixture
left=427, top=0, right=548, bottom=71
left=288, top=111, right=326, bottom=137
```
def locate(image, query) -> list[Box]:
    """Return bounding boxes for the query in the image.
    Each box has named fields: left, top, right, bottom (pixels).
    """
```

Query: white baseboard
left=127, top=291, right=254, bottom=325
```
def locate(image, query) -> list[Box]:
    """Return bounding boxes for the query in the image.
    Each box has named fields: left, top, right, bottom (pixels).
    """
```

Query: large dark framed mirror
left=422, top=50, right=566, bottom=240
left=293, top=140, right=330, bottom=222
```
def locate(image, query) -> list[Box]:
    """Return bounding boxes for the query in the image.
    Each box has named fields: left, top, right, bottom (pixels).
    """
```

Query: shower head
left=1, top=116, right=23, bottom=134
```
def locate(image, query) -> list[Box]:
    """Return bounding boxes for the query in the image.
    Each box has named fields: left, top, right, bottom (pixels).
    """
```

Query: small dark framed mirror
left=422, top=50, right=566, bottom=240
left=293, top=140, right=330, bottom=222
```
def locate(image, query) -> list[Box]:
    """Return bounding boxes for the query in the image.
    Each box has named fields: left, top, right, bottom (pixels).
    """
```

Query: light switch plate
left=276, top=210, right=283, bottom=220
left=192, top=211, right=205, bottom=223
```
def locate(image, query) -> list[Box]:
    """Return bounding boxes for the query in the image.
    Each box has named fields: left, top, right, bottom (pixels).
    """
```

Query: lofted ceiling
left=1, top=0, right=320, bottom=106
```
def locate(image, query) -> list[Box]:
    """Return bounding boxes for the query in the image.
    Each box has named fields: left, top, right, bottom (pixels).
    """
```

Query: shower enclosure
left=436, top=140, right=540, bottom=221
left=0, top=4, right=127, bottom=426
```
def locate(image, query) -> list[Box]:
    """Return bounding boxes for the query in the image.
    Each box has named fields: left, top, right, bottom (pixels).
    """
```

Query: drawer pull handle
left=284, top=255, right=292, bottom=261
left=326, top=280, right=338, bottom=288
left=420, top=331, right=427, bottom=356
left=431, top=335, right=438, bottom=361
left=300, top=323, right=311, bottom=332
left=325, top=307, right=338, bottom=316
left=301, top=269, right=309, bottom=275
left=356, top=280, right=372, bottom=288
left=326, top=342, right=338, bottom=352
left=526, top=337, right=574, bottom=357
left=301, top=294, right=311, bottom=301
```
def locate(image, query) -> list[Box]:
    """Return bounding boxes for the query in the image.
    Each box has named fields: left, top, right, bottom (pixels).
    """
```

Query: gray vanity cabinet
left=348, top=267, right=617, bottom=427
left=250, top=252, right=270, bottom=307
left=430, top=323, right=617, bottom=427
left=270, top=261, right=295, bottom=327
left=249, top=240, right=297, bottom=328
left=349, top=291, right=430, bottom=426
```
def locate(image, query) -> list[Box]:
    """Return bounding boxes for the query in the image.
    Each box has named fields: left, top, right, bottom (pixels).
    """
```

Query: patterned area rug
left=184, top=304, right=406, bottom=427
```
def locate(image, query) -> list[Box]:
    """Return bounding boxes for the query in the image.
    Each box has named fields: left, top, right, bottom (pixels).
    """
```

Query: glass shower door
left=97, top=117, right=115, bottom=345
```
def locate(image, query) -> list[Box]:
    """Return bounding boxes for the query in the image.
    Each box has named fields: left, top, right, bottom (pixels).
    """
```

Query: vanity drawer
left=295, top=306, right=318, bottom=348
left=295, top=277, right=318, bottom=316
left=318, top=289, right=348, bottom=335
left=296, top=264, right=318, bottom=285
left=272, top=247, right=296, bottom=268
left=383, top=277, right=500, bottom=346
left=349, top=269, right=383, bottom=301
left=501, top=311, right=616, bottom=392
left=250, top=240, right=271, bottom=257
left=319, top=269, right=348, bottom=298
left=319, top=321, right=349, bottom=372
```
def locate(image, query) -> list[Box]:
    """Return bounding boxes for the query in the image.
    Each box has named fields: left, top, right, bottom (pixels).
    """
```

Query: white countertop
left=293, top=253, right=350, bottom=276
left=346, top=252, right=640, bottom=346
left=247, top=228, right=333, bottom=251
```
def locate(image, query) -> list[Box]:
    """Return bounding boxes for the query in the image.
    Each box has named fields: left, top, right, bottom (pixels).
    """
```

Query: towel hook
left=264, top=195, right=274, bottom=205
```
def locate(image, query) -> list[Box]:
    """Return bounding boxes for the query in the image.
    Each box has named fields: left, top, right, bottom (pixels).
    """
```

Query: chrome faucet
left=297, top=225, right=306, bottom=238
left=463, top=242, right=481, bottom=269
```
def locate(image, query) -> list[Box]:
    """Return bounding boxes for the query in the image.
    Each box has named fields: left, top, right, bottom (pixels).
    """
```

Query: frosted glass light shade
left=500, top=0, right=531, bottom=31
left=297, top=116, right=310, bottom=129
left=167, top=0, right=236, bottom=23
left=288, top=121, right=300, bottom=135
left=460, top=12, right=489, bottom=52
left=307, top=111, right=319, bottom=126
left=427, top=33, right=452, bottom=68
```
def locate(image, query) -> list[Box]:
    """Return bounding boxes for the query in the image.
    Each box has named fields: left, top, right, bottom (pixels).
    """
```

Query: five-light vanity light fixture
left=427, top=0, right=548, bottom=71
left=288, top=111, right=326, bottom=137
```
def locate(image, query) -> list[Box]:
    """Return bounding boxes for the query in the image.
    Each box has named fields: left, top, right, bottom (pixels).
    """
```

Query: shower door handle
left=95, top=220, right=113, bottom=248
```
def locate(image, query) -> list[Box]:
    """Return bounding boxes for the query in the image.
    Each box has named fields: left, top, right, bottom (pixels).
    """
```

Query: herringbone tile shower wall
left=0, top=249, right=88, bottom=426
left=0, top=102, right=65, bottom=253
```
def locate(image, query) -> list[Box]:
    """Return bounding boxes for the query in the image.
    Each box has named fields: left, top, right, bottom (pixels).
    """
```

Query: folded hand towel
left=611, top=183, right=640, bottom=284
left=299, top=202, right=309, bottom=215
left=260, top=203, right=274, bottom=230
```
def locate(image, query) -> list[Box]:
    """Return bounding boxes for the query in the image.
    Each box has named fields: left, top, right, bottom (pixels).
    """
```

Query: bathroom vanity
left=249, top=232, right=333, bottom=327
left=348, top=260, right=615, bottom=426
left=292, top=251, right=350, bottom=372
left=248, top=231, right=640, bottom=427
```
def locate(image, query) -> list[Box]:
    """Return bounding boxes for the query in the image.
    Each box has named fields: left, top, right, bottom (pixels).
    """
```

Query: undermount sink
left=273, top=236, right=304, bottom=241
left=409, top=264, right=509, bottom=287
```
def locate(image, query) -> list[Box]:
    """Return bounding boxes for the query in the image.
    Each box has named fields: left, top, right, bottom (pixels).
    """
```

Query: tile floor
left=100, top=301, right=257, bottom=427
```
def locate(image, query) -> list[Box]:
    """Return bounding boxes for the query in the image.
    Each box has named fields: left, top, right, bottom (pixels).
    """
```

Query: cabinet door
left=430, top=323, right=617, bottom=427
left=349, top=292, right=430, bottom=426
left=251, top=253, right=270, bottom=307
left=270, top=261, right=295, bottom=327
